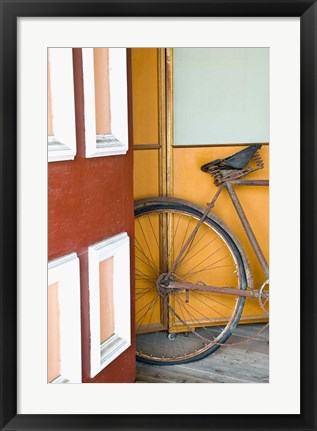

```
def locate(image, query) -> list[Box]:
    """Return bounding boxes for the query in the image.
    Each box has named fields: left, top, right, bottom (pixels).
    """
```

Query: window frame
left=82, top=48, right=129, bottom=158
left=88, top=232, right=131, bottom=378
left=48, top=48, right=77, bottom=162
left=48, top=253, right=82, bottom=383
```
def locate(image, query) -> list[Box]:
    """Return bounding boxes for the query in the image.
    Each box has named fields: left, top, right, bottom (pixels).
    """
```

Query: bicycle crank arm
left=169, top=280, right=261, bottom=298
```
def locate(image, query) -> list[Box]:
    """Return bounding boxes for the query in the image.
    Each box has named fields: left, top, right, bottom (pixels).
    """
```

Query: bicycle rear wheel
left=135, top=197, right=247, bottom=364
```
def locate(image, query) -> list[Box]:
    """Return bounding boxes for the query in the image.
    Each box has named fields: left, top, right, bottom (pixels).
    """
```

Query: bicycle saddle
left=201, top=144, right=262, bottom=172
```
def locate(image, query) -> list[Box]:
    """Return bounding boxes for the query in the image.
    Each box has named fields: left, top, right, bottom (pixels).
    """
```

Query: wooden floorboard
left=136, top=324, right=269, bottom=383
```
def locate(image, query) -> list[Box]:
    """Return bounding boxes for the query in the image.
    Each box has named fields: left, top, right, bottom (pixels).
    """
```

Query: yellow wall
left=132, top=48, right=269, bottom=324
left=134, top=149, right=159, bottom=198
left=173, top=145, right=269, bottom=322
left=131, top=48, right=159, bottom=145
left=132, top=48, right=160, bottom=200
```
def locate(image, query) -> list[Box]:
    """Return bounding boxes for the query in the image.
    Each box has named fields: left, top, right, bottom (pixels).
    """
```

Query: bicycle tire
left=135, top=197, right=247, bottom=365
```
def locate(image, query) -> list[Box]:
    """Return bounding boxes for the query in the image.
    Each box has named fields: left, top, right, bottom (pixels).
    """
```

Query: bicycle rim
left=135, top=199, right=247, bottom=364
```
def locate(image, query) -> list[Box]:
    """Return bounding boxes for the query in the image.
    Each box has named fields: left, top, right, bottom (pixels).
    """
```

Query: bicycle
left=135, top=144, right=269, bottom=365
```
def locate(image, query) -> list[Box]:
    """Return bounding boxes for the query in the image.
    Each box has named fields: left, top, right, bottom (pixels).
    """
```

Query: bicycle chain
left=173, top=276, right=269, bottom=348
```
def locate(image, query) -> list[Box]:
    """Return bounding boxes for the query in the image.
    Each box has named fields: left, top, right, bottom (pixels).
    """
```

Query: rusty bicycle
left=135, top=144, right=269, bottom=364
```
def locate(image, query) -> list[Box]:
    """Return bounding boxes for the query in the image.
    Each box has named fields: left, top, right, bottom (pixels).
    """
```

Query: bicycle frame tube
left=164, top=184, right=225, bottom=279
left=165, top=178, right=269, bottom=283
left=168, top=280, right=264, bottom=298
left=225, top=181, right=269, bottom=279
left=229, top=180, right=269, bottom=187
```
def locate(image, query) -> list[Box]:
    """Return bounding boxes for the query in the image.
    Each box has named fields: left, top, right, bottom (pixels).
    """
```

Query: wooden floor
left=136, top=324, right=269, bottom=383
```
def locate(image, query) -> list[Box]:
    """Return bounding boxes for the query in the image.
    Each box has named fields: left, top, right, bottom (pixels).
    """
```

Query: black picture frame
left=0, top=1, right=316, bottom=430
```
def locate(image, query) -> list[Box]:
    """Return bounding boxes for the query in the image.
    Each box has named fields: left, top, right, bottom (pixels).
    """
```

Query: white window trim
left=48, top=253, right=82, bottom=383
left=48, top=48, right=76, bottom=162
left=88, top=232, right=131, bottom=378
left=82, top=48, right=129, bottom=158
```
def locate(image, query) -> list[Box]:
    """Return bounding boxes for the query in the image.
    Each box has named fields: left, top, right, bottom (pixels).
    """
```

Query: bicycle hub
left=156, top=273, right=175, bottom=294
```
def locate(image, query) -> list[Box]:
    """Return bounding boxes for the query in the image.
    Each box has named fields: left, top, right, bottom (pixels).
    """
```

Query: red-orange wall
left=48, top=49, right=135, bottom=383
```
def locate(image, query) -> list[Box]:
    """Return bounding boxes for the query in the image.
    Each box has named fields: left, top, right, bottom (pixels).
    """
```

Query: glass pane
left=173, top=48, right=269, bottom=145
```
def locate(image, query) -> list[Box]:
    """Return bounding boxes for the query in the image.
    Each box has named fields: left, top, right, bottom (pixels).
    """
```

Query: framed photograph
left=0, top=1, right=316, bottom=430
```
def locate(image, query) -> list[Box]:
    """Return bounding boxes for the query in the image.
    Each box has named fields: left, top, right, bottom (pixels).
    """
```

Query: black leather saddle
left=201, top=144, right=262, bottom=173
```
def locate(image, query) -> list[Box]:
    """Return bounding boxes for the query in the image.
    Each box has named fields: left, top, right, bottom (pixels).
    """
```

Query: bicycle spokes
left=135, top=201, right=247, bottom=363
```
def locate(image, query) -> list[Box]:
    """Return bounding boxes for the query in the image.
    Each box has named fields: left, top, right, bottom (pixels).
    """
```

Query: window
left=48, top=48, right=77, bottom=161
left=48, top=253, right=81, bottom=383
left=82, top=48, right=129, bottom=157
left=88, top=233, right=131, bottom=378
left=173, top=48, right=269, bottom=145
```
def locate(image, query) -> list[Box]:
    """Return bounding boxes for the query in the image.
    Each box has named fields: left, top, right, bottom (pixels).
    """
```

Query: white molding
left=82, top=48, right=129, bottom=158
left=50, top=376, right=69, bottom=384
left=88, top=233, right=131, bottom=378
left=48, top=48, right=76, bottom=162
left=48, top=136, right=74, bottom=162
left=48, top=253, right=82, bottom=383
